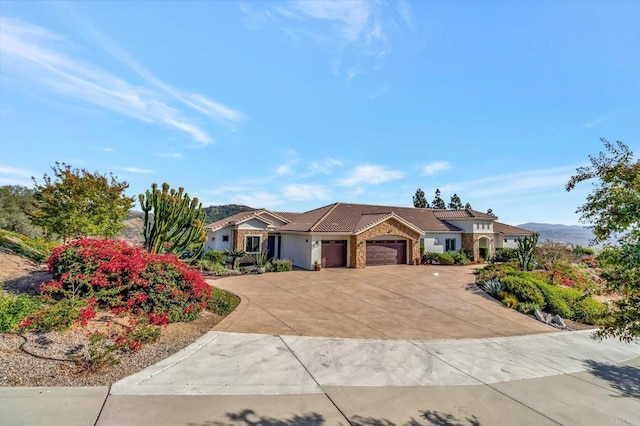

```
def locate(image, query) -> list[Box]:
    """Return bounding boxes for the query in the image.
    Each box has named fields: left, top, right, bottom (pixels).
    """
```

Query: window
left=445, top=238, right=456, bottom=251
left=244, top=235, right=261, bottom=253
left=434, top=238, right=439, bottom=244
left=222, top=235, right=229, bottom=242
left=504, top=238, right=508, bottom=243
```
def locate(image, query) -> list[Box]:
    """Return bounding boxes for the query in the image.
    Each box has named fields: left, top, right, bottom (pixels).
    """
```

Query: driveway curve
left=209, top=265, right=555, bottom=339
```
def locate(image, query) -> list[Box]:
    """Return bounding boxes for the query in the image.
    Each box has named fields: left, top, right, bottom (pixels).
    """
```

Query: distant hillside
left=518, top=222, right=596, bottom=246
left=117, top=205, right=256, bottom=246
left=203, top=204, right=254, bottom=223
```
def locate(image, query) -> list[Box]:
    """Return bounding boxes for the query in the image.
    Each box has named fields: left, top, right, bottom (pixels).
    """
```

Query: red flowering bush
left=42, top=239, right=211, bottom=324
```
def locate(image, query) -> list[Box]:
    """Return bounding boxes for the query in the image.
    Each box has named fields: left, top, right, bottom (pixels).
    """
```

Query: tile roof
left=493, top=222, right=533, bottom=235
left=433, top=209, right=496, bottom=219
left=270, top=211, right=303, bottom=222
left=205, top=209, right=271, bottom=231
left=279, top=203, right=462, bottom=233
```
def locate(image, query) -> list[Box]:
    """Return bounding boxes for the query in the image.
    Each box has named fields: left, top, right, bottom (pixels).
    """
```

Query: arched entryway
left=478, top=237, right=490, bottom=261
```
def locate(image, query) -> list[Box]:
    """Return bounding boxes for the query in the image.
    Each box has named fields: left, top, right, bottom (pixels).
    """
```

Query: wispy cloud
left=251, top=1, right=413, bottom=78
left=439, top=166, right=578, bottom=198
left=157, top=152, right=183, bottom=159
left=422, top=161, right=451, bottom=176
left=119, top=166, right=153, bottom=174
left=585, top=116, right=609, bottom=128
left=0, top=165, right=35, bottom=186
left=97, top=147, right=114, bottom=152
left=337, top=164, right=403, bottom=187
left=283, top=183, right=329, bottom=201
left=231, top=192, right=283, bottom=208
left=0, top=18, right=243, bottom=144
left=275, top=164, right=293, bottom=175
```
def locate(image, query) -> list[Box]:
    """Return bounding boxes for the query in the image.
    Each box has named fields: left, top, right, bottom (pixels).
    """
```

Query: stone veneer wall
left=352, top=218, right=421, bottom=269
left=461, top=233, right=495, bottom=261
left=233, top=229, right=269, bottom=252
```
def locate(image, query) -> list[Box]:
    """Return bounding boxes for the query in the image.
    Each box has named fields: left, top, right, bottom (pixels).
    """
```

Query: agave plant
left=480, top=279, right=505, bottom=298
left=517, top=301, right=541, bottom=314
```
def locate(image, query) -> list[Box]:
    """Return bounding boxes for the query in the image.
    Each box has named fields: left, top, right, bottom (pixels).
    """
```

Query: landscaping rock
left=545, top=313, right=554, bottom=324
left=551, top=315, right=566, bottom=328
left=534, top=310, right=546, bottom=323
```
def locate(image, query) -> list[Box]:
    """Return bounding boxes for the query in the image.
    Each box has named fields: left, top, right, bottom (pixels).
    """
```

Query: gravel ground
left=0, top=310, right=224, bottom=387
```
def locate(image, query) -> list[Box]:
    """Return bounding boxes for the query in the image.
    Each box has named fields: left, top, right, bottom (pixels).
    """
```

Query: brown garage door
left=366, top=240, right=406, bottom=266
left=322, top=240, right=347, bottom=268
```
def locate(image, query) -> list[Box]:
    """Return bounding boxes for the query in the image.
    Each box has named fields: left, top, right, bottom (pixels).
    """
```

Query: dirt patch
left=0, top=250, right=227, bottom=387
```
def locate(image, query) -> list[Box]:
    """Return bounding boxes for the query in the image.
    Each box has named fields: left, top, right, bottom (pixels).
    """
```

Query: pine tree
left=431, top=189, right=446, bottom=209
left=448, top=193, right=463, bottom=209
left=413, top=188, right=428, bottom=208
left=486, top=208, right=494, bottom=215
left=464, top=202, right=472, bottom=209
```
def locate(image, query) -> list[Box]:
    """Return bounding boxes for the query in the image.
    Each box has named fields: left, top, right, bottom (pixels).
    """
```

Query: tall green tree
left=431, top=189, right=446, bottom=209
left=567, top=138, right=640, bottom=342
left=464, top=202, right=472, bottom=209
left=448, top=193, right=463, bottom=209
left=139, top=183, right=207, bottom=260
left=30, top=163, right=133, bottom=242
left=0, top=185, right=41, bottom=237
left=413, top=188, right=428, bottom=208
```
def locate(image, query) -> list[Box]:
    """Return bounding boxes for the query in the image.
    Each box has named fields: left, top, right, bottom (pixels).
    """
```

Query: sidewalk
left=2, top=330, right=638, bottom=425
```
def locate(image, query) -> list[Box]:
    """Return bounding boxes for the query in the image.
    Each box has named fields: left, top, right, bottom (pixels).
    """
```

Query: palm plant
left=223, top=249, right=247, bottom=270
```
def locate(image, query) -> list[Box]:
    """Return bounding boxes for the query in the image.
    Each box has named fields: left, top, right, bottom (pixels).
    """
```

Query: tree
left=566, top=138, right=639, bottom=342
left=139, top=183, right=207, bottom=260
left=431, top=189, right=446, bottom=209
left=486, top=208, right=494, bottom=215
left=0, top=185, right=41, bottom=237
left=413, top=188, right=428, bottom=208
left=30, top=163, right=133, bottom=242
left=448, top=193, right=463, bottom=210
left=464, top=202, right=472, bottom=209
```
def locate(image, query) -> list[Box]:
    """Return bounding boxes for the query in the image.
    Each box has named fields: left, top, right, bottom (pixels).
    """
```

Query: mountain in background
left=118, top=205, right=255, bottom=245
left=202, top=204, right=254, bottom=223
left=518, top=222, right=596, bottom=246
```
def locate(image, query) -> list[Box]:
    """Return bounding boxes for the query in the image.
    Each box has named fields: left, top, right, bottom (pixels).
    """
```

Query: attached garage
left=321, top=240, right=347, bottom=268
left=366, top=240, right=407, bottom=266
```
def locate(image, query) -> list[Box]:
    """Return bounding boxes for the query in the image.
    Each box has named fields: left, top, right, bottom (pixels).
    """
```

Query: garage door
left=322, top=240, right=347, bottom=268
left=366, top=240, right=406, bottom=266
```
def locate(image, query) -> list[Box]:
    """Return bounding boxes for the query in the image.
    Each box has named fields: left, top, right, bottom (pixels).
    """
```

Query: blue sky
left=1, top=1, right=638, bottom=226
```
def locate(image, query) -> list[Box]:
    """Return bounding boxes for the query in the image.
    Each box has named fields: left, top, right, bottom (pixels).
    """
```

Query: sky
left=0, top=1, right=638, bottom=226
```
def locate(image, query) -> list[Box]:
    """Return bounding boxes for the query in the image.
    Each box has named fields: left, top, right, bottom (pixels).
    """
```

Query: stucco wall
left=422, top=233, right=462, bottom=254
left=237, top=218, right=269, bottom=230
left=205, top=227, right=233, bottom=252
left=280, top=233, right=313, bottom=270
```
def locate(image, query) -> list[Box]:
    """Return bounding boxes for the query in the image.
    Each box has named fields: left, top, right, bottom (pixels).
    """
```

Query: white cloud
left=283, top=184, right=329, bottom=201
left=439, top=166, right=578, bottom=198
left=275, top=164, right=293, bottom=175
left=157, top=152, right=183, bottom=159
left=98, top=147, right=114, bottom=152
left=119, top=167, right=153, bottom=174
left=422, top=161, right=451, bottom=175
left=0, top=165, right=33, bottom=177
left=260, top=1, right=412, bottom=78
left=231, top=192, right=283, bottom=208
left=0, top=18, right=243, bottom=144
left=337, top=165, right=403, bottom=187
left=307, top=158, right=345, bottom=176
left=585, top=116, right=609, bottom=128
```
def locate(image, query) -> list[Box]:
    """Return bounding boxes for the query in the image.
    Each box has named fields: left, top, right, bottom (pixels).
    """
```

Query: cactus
left=515, top=232, right=539, bottom=271
left=138, top=183, right=207, bottom=260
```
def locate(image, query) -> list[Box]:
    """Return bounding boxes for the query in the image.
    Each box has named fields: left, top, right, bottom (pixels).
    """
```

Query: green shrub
left=203, top=250, right=225, bottom=264
left=438, top=253, right=455, bottom=265
left=475, top=263, right=517, bottom=283
left=0, top=291, right=42, bottom=331
left=208, top=287, right=240, bottom=315
left=573, top=245, right=595, bottom=256
left=573, top=297, right=607, bottom=324
left=0, top=229, right=57, bottom=263
left=422, top=252, right=440, bottom=264
left=448, top=250, right=470, bottom=265
left=534, top=282, right=583, bottom=319
left=500, top=276, right=546, bottom=307
left=518, top=301, right=541, bottom=314
left=20, top=299, right=87, bottom=332
left=493, top=247, right=518, bottom=262
left=270, top=259, right=293, bottom=272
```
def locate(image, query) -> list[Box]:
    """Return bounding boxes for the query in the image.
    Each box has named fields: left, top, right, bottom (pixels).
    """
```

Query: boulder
left=534, top=310, right=546, bottom=323
left=551, top=315, right=566, bottom=328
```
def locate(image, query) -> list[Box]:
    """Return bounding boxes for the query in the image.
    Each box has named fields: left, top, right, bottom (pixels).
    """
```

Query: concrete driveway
left=210, top=265, right=555, bottom=339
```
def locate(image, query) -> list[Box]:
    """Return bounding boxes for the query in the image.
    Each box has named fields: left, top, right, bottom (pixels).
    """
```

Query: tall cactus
left=515, top=232, right=539, bottom=271
left=139, top=183, right=207, bottom=260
